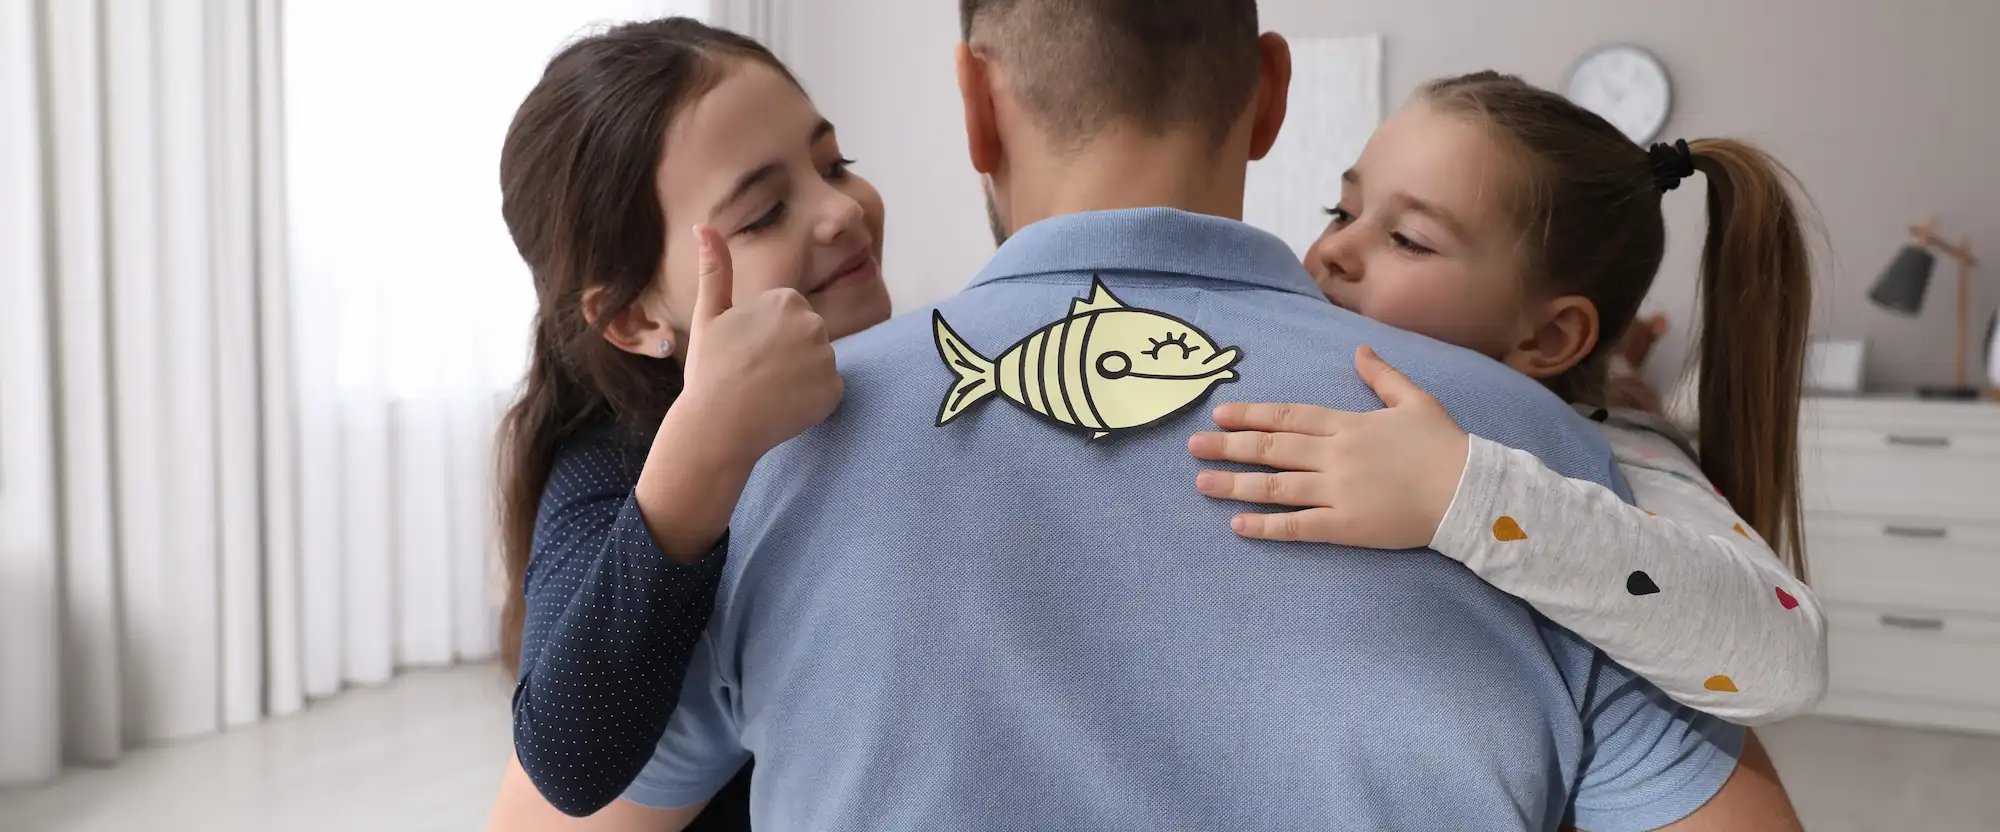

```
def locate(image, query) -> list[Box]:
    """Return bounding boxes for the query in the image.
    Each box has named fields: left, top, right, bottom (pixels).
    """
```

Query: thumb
left=1354, top=345, right=1430, bottom=409
left=691, top=224, right=733, bottom=326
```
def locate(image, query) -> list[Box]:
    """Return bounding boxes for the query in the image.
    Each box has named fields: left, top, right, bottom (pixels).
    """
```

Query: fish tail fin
left=933, top=311, right=997, bottom=426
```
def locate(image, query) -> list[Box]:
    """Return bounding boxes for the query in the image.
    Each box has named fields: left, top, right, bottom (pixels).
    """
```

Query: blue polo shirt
left=625, top=208, right=1742, bottom=830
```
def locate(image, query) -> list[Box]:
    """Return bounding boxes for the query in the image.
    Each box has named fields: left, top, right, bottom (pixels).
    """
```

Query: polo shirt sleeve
left=619, top=632, right=751, bottom=810
left=1568, top=652, right=1746, bottom=831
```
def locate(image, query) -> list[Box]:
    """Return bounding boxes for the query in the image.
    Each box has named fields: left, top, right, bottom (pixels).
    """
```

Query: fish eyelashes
left=1142, top=332, right=1197, bottom=360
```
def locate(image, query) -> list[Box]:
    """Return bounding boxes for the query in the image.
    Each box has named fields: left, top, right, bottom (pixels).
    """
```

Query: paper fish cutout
left=932, top=277, right=1243, bottom=439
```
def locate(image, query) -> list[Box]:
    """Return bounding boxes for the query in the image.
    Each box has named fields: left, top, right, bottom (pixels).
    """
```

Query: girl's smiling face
left=650, top=60, right=892, bottom=344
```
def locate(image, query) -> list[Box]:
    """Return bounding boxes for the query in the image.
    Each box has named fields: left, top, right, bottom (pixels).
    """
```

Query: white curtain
left=1, top=0, right=293, bottom=784
left=0, top=0, right=710, bottom=787
left=712, top=0, right=790, bottom=62
left=281, top=0, right=710, bottom=696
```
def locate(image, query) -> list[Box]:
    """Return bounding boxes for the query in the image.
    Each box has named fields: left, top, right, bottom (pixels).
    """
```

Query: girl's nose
left=814, top=190, right=867, bottom=247
left=1311, top=228, right=1365, bottom=284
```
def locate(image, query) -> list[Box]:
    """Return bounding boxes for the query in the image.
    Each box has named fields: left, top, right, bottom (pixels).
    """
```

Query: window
left=283, top=0, right=709, bottom=400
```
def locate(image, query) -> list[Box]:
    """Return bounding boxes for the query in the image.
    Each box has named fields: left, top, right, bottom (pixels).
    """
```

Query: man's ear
left=956, top=42, right=1001, bottom=175
left=584, top=285, right=677, bottom=358
left=1248, top=32, right=1293, bottom=161
left=1502, top=294, right=1600, bottom=382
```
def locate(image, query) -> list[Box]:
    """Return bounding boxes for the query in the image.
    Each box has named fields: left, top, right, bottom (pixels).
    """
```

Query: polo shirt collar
left=966, top=207, right=1324, bottom=300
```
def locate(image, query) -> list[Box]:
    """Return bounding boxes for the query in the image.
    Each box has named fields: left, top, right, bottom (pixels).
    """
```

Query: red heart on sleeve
left=1775, top=587, right=1800, bottom=610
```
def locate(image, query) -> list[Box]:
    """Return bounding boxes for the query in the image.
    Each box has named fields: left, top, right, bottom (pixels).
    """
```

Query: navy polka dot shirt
left=512, top=420, right=746, bottom=820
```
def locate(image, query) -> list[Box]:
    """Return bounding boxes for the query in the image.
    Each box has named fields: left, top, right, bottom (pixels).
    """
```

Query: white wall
left=789, top=0, right=2000, bottom=395
left=789, top=1, right=993, bottom=315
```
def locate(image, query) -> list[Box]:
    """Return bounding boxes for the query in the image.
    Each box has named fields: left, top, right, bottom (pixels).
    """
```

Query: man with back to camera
left=493, top=1, right=1805, bottom=829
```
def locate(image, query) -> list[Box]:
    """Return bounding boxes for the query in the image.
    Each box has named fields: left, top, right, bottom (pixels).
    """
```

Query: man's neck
left=998, top=126, right=1251, bottom=233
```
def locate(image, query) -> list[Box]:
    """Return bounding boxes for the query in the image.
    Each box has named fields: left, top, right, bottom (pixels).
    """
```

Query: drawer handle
left=1878, top=615, right=1947, bottom=632
left=1884, top=434, right=1951, bottom=448
left=1883, top=525, right=1949, bottom=540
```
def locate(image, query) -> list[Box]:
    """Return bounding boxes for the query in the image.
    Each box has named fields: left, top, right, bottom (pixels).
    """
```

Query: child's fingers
left=1195, top=470, right=1329, bottom=508
left=1354, top=345, right=1432, bottom=409
left=691, top=224, right=733, bottom=324
left=1188, top=430, right=1326, bottom=471
left=1230, top=508, right=1342, bottom=543
left=1211, top=402, right=1350, bottom=436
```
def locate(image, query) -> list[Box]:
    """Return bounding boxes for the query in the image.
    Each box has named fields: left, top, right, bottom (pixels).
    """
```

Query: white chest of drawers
left=1800, top=397, right=2000, bottom=734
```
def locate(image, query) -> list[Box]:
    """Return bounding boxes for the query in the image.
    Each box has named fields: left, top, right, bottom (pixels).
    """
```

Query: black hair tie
left=1648, top=139, right=1696, bottom=192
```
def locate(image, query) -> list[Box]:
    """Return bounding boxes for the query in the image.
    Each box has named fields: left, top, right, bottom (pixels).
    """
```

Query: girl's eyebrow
left=1400, top=195, right=1468, bottom=239
left=711, top=119, right=837, bottom=218
left=712, top=162, right=787, bottom=217
left=1343, top=168, right=1469, bottom=239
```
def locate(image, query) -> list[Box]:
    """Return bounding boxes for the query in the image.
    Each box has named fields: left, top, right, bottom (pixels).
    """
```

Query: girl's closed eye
left=1324, top=204, right=1433, bottom=255
left=745, top=157, right=858, bottom=235
left=1391, top=231, right=1435, bottom=255
left=741, top=201, right=787, bottom=234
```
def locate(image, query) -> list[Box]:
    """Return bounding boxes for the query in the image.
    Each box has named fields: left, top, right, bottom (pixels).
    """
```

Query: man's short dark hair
left=959, top=0, right=1261, bottom=149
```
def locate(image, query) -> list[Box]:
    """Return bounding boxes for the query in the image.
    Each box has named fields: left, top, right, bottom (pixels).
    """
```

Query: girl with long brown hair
left=1189, top=71, right=1828, bottom=726
left=491, top=16, right=891, bottom=826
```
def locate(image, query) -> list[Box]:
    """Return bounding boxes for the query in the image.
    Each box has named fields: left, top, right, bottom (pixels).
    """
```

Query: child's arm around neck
left=1189, top=348, right=1827, bottom=725
left=1430, top=411, right=1827, bottom=724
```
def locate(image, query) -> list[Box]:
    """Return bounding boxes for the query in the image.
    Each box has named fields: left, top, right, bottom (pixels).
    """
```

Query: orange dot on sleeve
left=1492, top=517, right=1528, bottom=541
left=1704, top=675, right=1739, bottom=693
left=1732, top=523, right=1749, bottom=538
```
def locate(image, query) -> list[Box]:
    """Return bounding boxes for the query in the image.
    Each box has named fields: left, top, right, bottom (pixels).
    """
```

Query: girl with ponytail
left=1191, top=71, right=1827, bottom=727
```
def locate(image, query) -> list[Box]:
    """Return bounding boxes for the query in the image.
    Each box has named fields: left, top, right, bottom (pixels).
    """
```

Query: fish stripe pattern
left=1016, top=334, right=1033, bottom=411
left=1030, top=330, right=1053, bottom=417
left=1075, top=313, right=1109, bottom=429
left=1053, top=317, right=1082, bottom=425
left=1037, top=326, right=1067, bottom=425
left=997, top=346, right=1022, bottom=403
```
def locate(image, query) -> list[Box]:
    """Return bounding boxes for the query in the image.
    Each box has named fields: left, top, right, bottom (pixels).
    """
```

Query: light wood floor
left=2, top=664, right=1996, bottom=831
left=0, top=666, right=515, bottom=832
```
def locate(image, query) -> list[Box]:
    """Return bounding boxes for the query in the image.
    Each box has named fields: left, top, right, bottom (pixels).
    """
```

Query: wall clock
left=1565, top=44, right=1672, bottom=144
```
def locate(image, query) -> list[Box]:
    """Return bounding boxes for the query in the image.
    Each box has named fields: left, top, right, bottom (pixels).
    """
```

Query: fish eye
left=1096, top=351, right=1132, bottom=379
left=1142, top=332, right=1198, bottom=361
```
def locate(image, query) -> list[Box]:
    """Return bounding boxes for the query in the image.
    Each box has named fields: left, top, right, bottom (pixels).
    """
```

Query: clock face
left=1565, top=45, right=1671, bottom=144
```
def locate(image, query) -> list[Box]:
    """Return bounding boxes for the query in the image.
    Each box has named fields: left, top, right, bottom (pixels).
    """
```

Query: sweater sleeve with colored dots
left=1428, top=407, right=1828, bottom=726
left=513, top=422, right=729, bottom=817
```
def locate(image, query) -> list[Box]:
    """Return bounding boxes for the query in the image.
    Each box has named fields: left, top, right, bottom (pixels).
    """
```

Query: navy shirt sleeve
left=512, top=424, right=728, bottom=817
